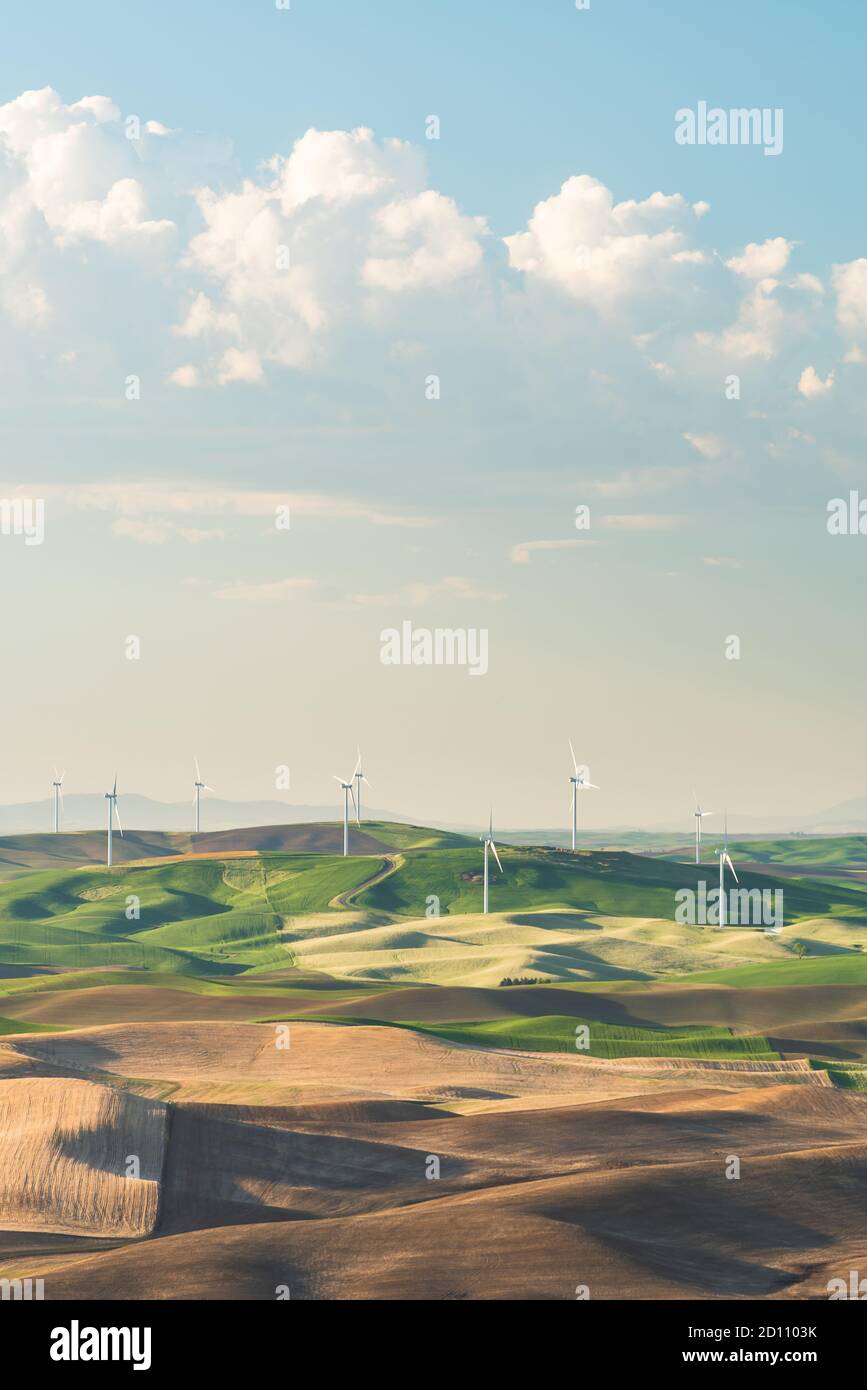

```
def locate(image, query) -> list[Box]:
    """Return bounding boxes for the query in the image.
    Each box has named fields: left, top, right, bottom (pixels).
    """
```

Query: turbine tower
left=717, top=813, right=739, bottom=928
left=333, top=768, right=359, bottom=857
left=104, top=775, right=123, bottom=867
left=568, top=741, right=599, bottom=852
left=481, top=810, right=504, bottom=914
left=353, top=749, right=371, bottom=823
left=693, top=792, right=713, bottom=864
left=193, top=758, right=215, bottom=834
left=51, top=769, right=64, bottom=833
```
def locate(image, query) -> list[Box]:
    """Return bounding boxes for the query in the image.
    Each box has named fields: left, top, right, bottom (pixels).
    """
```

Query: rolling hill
left=2, top=829, right=867, bottom=1301
left=1, top=1020, right=863, bottom=1300
left=1, top=839, right=867, bottom=990
left=0, top=820, right=474, bottom=879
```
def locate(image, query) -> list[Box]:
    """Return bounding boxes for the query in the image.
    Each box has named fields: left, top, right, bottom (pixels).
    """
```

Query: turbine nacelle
left=192, top=759, right=215, bottom=832
left=104, top=776, right=123, bottom=859
left=692, top=791, right=714, bottom=863
left=334, top=773, right=360, bottom=828
left=51, top=769, right=65, bottom=833
left=568, top=741, right=599, bottom=850
left=481, top=809, right=505, bottom=913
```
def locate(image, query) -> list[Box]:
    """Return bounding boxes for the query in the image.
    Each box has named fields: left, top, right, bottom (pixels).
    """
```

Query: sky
left=0, top=0, right=865, bottom=831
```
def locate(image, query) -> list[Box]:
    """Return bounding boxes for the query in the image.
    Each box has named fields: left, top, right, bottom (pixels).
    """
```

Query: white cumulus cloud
left=503, top=175, right=705, bottom=307
left=798, top=365, right=834, bottom=399
left=0, top=86, right=174, bottom=250
left=833, top=258, right=867, bottom=345
left=725, top=237, right=792, bottom=279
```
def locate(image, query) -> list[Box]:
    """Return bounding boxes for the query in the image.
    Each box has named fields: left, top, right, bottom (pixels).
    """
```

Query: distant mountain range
left=2, top=792, right=867, bottom=839
left=0, top=793, right=402, bottom=836
left=503, top=797, right=867, bottom=846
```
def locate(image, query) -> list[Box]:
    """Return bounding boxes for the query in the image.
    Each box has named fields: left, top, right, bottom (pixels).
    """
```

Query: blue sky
left=2, top=0, right=862, bottom=255
left=0, top=1, right=864, bottom=829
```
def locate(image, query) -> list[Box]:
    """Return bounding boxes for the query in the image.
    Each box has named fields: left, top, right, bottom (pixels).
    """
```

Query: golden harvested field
left=0, top=1067, right=864, bottom=1300
left=0, top=1078, right=166, bottom=1237
left=1, top=1020, right=687, bottom=1104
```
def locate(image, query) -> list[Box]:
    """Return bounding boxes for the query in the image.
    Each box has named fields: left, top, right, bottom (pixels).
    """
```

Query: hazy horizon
left=1, top=784, right=866, bottom=839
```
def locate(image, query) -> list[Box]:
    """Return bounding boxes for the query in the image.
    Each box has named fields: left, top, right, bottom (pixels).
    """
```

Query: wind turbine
left=193, top=758, right=215, bottom=834
left=51, top=769, right=64, bottom=833
left=333, top=768, right=359, bottom=857
left=104, top=775, right=123, bottom=867
left=693, top=792, right=713, bottom=864
left=353, top=749, right=371, bottom=824
left=717, top=813, right=739, bottom=928
left=481, top=810, right=504, bottom=914
left=568, top=741, right=599, bottom=851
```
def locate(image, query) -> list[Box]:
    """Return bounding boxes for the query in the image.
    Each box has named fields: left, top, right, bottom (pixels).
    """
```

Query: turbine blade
left=349, top=783, right=359, bottom=825
left=361, top=775, right=372, bottom=787
left=726, top=854, right=739, bottom=883
left=333, top=775, right=345, bottom=785
left=490, top=842, right=504, bottom=874
left=353, top=749, right=362, bottom=777
left=114, top=803, right=124, bottom=838
left=112, top=773, right=118, bottom=796
left=194, top=756, right=201, bottom=783
left=569, top=740, right=579, bottom=774
left=204, top=785, right=215, bottom=793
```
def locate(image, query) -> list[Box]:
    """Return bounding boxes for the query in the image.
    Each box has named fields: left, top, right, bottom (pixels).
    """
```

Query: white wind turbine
left=334, top=766, right=359, bottom=857
left=193, top=758, right=215, bottom=834
left=568, top=741, right=599, bottom=851
left=104, top=775, right=123, bottom=867
left=481, top=810, right=504, bottom=914
left=51, top=768, right=64, bottom=833
left=353, top=749, right=371, bottom=824
left=693, top=792, right=713, bottom=864
left=717, top=812, right=739, bottom=928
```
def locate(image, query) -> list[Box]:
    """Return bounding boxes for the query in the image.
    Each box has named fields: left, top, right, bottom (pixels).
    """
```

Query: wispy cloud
left=591, top=466, right=696, bottom=498
left=112, top=518, right=225, bottom=544
left=509, top=538, right=584, bottom=565
left=601, top=514, right=683, bottom=531
left=33, top=481, right=435, bottom=529
left=212, top=577, right=317, bottom=602
left=682, top=432, right=724, bottom=460
left=346, top=576, right=505, bottom=606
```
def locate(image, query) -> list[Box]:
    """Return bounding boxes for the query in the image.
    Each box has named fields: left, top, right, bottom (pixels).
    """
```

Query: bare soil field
left=3, top=1079, right=866, bottom=1299
left=2, top=1019, right=865, bottom=1298
left=0, top=984, right=304, bottom=1028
